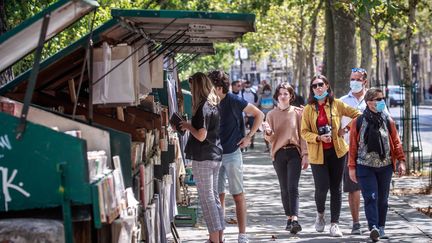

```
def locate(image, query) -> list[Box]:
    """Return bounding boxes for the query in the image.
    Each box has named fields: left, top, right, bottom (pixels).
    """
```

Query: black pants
left=310, top=148, right=346, bottom=223
left=273, top=147, right=302, bottom=216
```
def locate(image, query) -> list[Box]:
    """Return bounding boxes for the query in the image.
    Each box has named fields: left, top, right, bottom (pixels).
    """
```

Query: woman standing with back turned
left=301, top=75, right=361, bottom=237
left=182, top=72, right=224, bottom=243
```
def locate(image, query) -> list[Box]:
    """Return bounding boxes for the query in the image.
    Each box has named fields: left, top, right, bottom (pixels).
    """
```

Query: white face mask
left=350, top=80, right=363, bottom=93
left=264, top=90, right=271, bottom=95
left=244, top=87, right=251, bottom=92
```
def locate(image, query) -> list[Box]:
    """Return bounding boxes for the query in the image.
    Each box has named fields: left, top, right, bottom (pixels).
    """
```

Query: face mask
left=264, top=90, right=271, bottom=95
left=376, top=100, right=386, bottom=112
left=314, top=91, right=328, bottom=100
left=232, top=91, right=239, bottom=94
left=244, top=88, right=251, bottom=92
left=350, top=80, right=363, bottom=93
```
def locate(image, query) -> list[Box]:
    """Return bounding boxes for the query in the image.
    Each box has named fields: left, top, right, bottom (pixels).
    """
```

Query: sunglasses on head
left=311, top=82, right=325, bottom=89
left=352, top=68, right=366, bottom=73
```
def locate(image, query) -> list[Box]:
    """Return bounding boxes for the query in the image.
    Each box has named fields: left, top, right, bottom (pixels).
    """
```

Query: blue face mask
left=376, top=100, right=386, bottom=112
left=314, top=91, right=328, bottom=100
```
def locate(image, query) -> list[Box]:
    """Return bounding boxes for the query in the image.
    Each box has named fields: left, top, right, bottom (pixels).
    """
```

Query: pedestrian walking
left=300, top=74, right=361, bottom=237
left=262, top=82, right=309, bottom=234
left=241, top=80, right=259, bottom=149
left=182, top=72, right=224, bottom=243
left=258, top=84, right=275, bottom=152
left=208, top=70, right=264, bottom=243
left=348, top=88, right=406, bottom=242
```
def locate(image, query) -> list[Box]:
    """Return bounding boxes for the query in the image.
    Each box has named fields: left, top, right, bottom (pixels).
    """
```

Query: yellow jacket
left=301, top=99, right=361, bottom=164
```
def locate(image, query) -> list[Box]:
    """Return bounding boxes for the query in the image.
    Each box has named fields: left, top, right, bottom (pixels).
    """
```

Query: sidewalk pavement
left=176, top=135, right=432, bottom=242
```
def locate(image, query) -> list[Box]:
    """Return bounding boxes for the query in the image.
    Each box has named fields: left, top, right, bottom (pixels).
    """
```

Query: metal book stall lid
left=0, top=8, right=255, bottom=125
left=0, top=0, right=99, bottom=73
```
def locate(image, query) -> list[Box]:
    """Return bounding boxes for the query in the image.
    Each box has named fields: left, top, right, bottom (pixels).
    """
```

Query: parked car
left=387, top=85, right=405, bottom=107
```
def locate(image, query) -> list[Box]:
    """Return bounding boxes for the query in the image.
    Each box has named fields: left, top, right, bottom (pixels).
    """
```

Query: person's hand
left=398, top=161, right=407, bottom=177
left=301, top=156, right=309, bottom=170
left=262, top=121, right=272, bottom=135
left=320, top=134, right=332, bottom=143
left=179, top=121, right=192, bottom=131
left=337, top=128, right=347, bottom=137
left=349, top=167, right=357, bottom=183
left=237, top=135, right=252, bottom=148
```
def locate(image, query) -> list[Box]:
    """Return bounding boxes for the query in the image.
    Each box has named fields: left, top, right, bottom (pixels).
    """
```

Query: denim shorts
left=218, top=149, right=244, bottom=195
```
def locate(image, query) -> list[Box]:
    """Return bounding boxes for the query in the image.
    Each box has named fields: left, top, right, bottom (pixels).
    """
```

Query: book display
left=0, top=3, right=255, bottom=242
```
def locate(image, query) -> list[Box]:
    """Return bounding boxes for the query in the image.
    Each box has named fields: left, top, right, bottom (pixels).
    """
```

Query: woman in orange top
left=348, top=88, right=406, bottom=242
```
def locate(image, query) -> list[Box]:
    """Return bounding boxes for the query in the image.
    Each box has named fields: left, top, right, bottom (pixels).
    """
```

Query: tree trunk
left=332, top=1, right=357, bottom=96
left=0, top=0, right=14, bottom=86
left=359, top=9, right=372, bottom=78
left=308, top=0, right=323, bottom=80
left=374, top=37, right=380, bottom=87
left=401, top=0, right=419, bottom=172
left=388, top=37, right=400, bottom=85
left=295, top=4, right=306, bottom=98
left=324, top=0, right=335, bottom=83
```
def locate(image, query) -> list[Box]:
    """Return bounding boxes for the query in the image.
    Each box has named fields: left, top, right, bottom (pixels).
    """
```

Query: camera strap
left=315, top=101, right=333, bottom=129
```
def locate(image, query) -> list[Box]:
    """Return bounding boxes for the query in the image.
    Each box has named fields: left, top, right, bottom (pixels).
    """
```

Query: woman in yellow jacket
left=301, top=74, right=361, bottom=237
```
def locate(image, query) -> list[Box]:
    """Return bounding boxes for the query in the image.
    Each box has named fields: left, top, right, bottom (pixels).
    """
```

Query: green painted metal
left=0, top=112, right=92, bottom=212
left=0, top=19, right=119, bottom=96
left=111, top=9, right=255, bottom=25
left=0, top=0, right=99, bottom=72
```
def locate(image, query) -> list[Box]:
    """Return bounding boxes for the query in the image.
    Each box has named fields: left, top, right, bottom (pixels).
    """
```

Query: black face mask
left=232, top=91, right=239, bottom=94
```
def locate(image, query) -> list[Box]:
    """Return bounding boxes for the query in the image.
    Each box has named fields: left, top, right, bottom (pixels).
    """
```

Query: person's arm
left=180, top=122, right=207, bottom=142
left=388, top=117, right=407, bottom=176
left=300, top=106, right=320, bottom=144
left=348, top=117, right=360, bottom=183
left=237, top=103, right=264, bottom=147
left=340, top=100, right=362, bottom=119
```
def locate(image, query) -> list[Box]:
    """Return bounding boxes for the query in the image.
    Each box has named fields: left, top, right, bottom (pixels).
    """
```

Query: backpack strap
left=356, top=114, right=393, bottom=137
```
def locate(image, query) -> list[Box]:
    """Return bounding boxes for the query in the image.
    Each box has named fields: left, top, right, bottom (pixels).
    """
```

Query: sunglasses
left=311, top=82, right=325, bottom=89
left=351, top=68, right=366, bottom=73
left=373, top=97, right=384, bottom=101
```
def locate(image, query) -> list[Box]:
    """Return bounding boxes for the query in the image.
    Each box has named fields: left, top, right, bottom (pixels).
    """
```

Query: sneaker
left=238, top=233, right=249, bottom=243
left=329, top=223, right=343, bottom=237
left=314, top=214, right=325, bottom=232
left=351, top=222, right=362, bottom=235
left=370, top=226, right=380, bottom=242
left=290, top=220, right=302, bottom=234
left=379, top=226, right=389, bottom=239
left=285, top=219, right=292, bottom=231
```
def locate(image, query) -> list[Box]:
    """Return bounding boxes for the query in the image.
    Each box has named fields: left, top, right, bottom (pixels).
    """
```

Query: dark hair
left=262, top=84, right=271, bottom=91
left=231, top=80, right=241, bottom=86
left=208, top=70, right=230, bottom=94
left=365, top=87, right=383, bottom=102
left=307, top=74, right=334, bottom=105
left=351, top=67, right=368, bottom=80
left=273, top=82, right=296, bottom=104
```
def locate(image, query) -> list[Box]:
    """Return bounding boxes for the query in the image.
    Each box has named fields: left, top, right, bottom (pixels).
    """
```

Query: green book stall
left=1, top=5, right=255, bottom=243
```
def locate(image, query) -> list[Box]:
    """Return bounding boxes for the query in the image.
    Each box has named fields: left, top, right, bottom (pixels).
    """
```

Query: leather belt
left=282, top=144, right=297, bottom=149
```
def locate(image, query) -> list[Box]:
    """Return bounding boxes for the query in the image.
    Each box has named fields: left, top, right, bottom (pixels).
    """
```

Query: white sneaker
left=329, top=223, right=343, bottom=237
left=238, top=233, right=249, bottom=243
left=315, top=214, right=325, bottom=232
